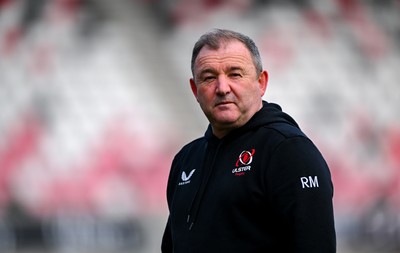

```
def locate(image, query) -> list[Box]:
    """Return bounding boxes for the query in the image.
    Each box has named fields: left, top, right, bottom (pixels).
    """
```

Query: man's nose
left=216, top=75, right=231, bottom=95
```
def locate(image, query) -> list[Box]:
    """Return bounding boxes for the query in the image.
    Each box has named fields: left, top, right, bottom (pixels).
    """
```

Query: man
left=162, top=29, right=336, bottom=252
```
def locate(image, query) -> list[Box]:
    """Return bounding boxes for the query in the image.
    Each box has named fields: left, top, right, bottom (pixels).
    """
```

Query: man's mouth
left=215, top=101, right=233, bottom=107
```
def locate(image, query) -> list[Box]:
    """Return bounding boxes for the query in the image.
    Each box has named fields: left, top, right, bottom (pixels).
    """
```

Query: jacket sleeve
left=267, top=136, right=336, bottom=253
left=161, top=216, right=172, bottom=253
left=161, top=152, right=181, bottom=253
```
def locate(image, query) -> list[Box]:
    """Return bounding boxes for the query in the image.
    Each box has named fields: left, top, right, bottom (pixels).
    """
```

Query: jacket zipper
left=186, top=141, right=222, bottom=230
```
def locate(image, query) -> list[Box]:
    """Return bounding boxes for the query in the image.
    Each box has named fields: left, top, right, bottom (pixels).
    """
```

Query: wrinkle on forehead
left=196, top=54, right=251, bottom=68
left=195, top=41, right=253, bottom=66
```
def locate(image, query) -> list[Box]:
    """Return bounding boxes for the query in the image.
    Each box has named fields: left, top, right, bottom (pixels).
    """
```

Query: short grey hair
left=191, top=29, right=263, bottom=77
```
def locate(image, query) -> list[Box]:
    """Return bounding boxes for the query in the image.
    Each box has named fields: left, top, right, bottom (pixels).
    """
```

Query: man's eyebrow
left=196, top=66, right=245, bottom=78
left=202, top=66, right=243, bottom=73
left=228, top=66, right=244, bottom=72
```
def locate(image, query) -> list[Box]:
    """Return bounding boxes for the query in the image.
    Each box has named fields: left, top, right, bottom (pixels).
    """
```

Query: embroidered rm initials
left=300, top=176, right=319, bottom=188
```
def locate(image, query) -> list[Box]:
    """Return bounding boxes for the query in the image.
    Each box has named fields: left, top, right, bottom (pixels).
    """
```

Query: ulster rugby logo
left=232, top=149, right=255, bottom=176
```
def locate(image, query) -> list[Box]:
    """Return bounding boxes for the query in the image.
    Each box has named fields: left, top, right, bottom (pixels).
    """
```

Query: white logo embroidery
left=179, top=169, right=196, bottom=185
left=300, top=176, right=319, bottom=188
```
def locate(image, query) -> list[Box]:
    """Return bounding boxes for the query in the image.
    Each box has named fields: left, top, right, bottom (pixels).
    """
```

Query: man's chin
left=212, top=115, right=239, bottom=126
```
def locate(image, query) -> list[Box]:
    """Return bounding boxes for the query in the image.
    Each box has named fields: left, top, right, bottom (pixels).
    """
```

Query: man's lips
left=215, top=101, right=233, bottom=107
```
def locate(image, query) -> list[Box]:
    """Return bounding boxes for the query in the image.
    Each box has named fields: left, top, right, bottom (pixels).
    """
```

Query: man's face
left=190, top=40, right=268, bottom=138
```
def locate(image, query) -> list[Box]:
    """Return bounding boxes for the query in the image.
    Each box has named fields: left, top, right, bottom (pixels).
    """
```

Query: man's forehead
left=195, top=56, right=251, bottom=73
left=195, top=42, right=252, bottom=66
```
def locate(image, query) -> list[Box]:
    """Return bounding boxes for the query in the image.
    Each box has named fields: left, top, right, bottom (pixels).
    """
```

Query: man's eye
left=230, top=73, right=242, bottom=78
left=204, top=76, right=215, bottom=81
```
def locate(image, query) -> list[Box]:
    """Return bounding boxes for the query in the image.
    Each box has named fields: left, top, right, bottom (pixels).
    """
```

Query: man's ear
left=258, top=70, right=268, bottom=96
left=190, top=78, right=199, bottom=101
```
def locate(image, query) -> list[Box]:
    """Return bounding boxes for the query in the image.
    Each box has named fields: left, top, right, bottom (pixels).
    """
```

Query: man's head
left=190, top=29, right=268, bottom=138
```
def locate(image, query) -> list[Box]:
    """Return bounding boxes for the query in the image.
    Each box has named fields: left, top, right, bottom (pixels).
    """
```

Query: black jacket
left=162, top=101, right=336, bottom=253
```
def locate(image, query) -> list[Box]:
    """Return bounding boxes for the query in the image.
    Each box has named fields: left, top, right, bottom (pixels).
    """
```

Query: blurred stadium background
left=0, top=0, right=399, bottom=252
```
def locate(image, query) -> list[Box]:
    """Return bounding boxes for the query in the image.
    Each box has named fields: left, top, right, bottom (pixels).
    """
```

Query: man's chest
left=170, top=141, right=269, bottom=221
